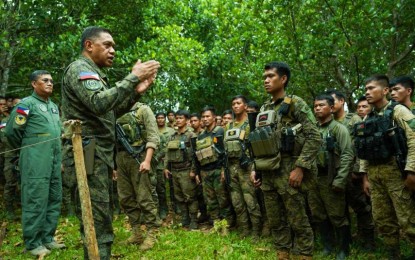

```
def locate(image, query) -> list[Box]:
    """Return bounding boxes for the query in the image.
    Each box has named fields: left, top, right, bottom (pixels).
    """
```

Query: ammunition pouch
left=281, top=128, right=295, bottom=153
left=224, top=128, right=243, bottom=158
left=248, top=125, right=281, bottom=171
left=354, top=117, right=393, bottom=162
left=166, top=140, right=186, bottom=163
left=195, top=137, right=220, bottom=166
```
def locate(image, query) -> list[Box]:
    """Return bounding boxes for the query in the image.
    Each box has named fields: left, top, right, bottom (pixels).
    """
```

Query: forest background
left=1, top=0, right=415, bottom=113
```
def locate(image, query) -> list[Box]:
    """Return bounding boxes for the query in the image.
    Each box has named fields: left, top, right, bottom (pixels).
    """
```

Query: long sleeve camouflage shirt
left=62, top=56, right=141, bottom=168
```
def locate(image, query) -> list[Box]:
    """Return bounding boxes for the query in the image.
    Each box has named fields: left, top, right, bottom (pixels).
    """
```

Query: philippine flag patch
left=16, top=107, right=29, bottom=116
left=79, top=72, right=100, bottom=81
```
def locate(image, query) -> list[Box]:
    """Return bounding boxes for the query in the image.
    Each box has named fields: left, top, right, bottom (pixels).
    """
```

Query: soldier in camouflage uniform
left=356, top=96, right=372, bottom=119
left=194, top=106, right=234, bottom=228
left=390, top=76, right=415, bottom=112
left=223, top=95, right=261, bottom=237
left=359, top=75, right=415, bottom=259
left=155, top=112, right=175, bottom=220
left=164, top=110, right=198, bottom=229
left=167, top=110, right=176, bottom=128
left=116, top=102, right=160, bottom=250
left=327, top=89, right=376, bottom=251
left=310, top=94, right=354, bottom=259
left=190, top=113, right=209, bottom=223
left=61, top=26, right=159, bottom=259
left=250, top=62, right=321, bottom=260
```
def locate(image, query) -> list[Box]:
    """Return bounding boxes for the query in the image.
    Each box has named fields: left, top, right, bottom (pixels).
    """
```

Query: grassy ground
left=1, top=210, right=413, bottom=260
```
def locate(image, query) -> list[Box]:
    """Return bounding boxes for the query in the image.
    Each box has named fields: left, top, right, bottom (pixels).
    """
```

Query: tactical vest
left=117, top=103, right=146, bottom=149
left=354, top=102, right=407, bottom=163
left=224, top=121, right=248, bottom=158
left=166, top=134, right=189, bottom=163
left=195, top=126, right=222, bottom=166
left=248, top=96, right=304, bottom=170
left=317, top=122, right=340, bottom=169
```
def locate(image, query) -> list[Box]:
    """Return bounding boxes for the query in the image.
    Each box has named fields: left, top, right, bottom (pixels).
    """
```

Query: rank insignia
left=15, top=114, right=27, bottom=125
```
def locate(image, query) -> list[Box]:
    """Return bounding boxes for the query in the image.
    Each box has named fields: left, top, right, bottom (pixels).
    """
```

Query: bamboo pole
left=68, top=120, right=99, bottom=260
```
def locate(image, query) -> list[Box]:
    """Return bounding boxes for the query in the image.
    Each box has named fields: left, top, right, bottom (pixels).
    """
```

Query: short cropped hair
left=175, top=109, right=190, bottom=119
left=190, top=113, right=201, bottom=119
left=390, top=76, right=414, bottom=97
left=155, top=112, right=166, bottom=118
left=364, top=74, right=389, bottom=88
left=81, top=26, right=112, bottom=51
left=29, top=70, right=50, bottom=81
left=264, top=61, right=291, bottom=88
left=201, top=105, right=216, bottom=116
left=325, top=89, right=346, bottom=101
left=315, top=94, right=335, bottom=107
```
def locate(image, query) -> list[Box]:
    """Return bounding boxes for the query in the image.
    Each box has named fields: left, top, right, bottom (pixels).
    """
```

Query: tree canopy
left=1, top=0, right=414, bottom=113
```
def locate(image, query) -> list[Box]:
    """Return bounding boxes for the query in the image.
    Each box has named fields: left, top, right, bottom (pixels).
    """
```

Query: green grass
left=0, top=211, right=413, bottom=259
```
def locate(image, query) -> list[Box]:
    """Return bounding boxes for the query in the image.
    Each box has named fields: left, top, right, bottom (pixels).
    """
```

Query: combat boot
left=276, top=250, right=290, bottom=260
left=336, top=225, right=350, bottom=260
left=125, top=226, right=144, bottom=245
left=319, top=220, right=334, bottom=256
left=180, top=203, right=190, bottom=227
left=360, top=228, right=376, bottom=252
left=139, top=229, right=157, bottom=251
left=189, top=213, right=198, bottom=230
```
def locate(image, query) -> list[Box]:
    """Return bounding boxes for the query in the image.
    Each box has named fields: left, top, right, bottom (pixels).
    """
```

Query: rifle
left=115, top=123, right=143, bottom=164
left=326, top=132, right=336, bottom=187
left=247, top=112, right=261, bottom=182
left=387, top=126, right=407, bottom=178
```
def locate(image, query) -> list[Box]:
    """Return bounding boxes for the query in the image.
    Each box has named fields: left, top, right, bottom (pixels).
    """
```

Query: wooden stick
left=69, top=120, right=99, bottom=260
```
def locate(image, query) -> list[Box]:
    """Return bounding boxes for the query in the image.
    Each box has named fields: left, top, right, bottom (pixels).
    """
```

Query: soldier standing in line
left=326, top=89, right=376, bottom=251
left=155, top=112, right=175, bottom=220
left=310, top=94, right=354, bottom=259
left=164, top=110, right=198, bottom=229
left=116, top=100, right=160, bottom=250
left=358, top=75, right=415, bottom=259
left=61, top=26, right=159, bottom=259
left=223, top=95, right=262, bottom=238
left=250, top=61, right=321, bottom=260
left=356, top=96, right=372, bottom=119
left=167, top=110, right=176, bottom=128
left=6, top=70, right=64, bottom=256
left=390, top=76, right=415, bottom=112
left=194, top=106, right=234, bottom=229
left=189, top=112, right=209, bottom=223
left=221, top=110, right=233, bottom=127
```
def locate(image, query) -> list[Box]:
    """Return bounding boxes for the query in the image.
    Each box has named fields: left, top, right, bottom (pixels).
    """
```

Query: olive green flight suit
left=5, top=92, right=62, bottom=251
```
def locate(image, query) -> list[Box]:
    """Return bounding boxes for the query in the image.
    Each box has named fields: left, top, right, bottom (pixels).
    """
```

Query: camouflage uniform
left=155, top=126, right=175, bottom=218
left=260, top=95, right=320, bottom=257
left=359, top=101, right=415, bottom=251
left=62, top=56, right=143, bottom=259
left=5, top=92, right=62, bottom=251
left=195, top=126, right=233, bottom=224
left=164, top=128, right=198, bottom=226
left=116, top=103, right=160, bottom=231
left=308, top=119, right=353, bottom=256
left=224, top=120, right=261, bottom=236
left=337, top=113, right=375, bottom=248
left=1, top=115, right=19, bottom=220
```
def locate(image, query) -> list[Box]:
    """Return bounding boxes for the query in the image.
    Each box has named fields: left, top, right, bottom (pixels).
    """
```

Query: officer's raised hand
left=132, top=60, right=160, bottom=83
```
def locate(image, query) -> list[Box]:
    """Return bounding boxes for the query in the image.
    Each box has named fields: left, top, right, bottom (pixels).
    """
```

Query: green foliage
left=1, top=0, right=415, bottom=112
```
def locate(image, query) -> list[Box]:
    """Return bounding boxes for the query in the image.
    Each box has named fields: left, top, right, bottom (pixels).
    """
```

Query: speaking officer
left=6, top=70, right=64, bottom=257
left=61, top=26, right=159, bottom=259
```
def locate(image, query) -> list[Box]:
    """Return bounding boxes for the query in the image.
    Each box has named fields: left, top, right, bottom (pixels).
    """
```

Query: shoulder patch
left=15, top=114, right=27, bottom=125
left=79, top=72, right=102, bottom=91
left=79, top=72, right=100, bottom=81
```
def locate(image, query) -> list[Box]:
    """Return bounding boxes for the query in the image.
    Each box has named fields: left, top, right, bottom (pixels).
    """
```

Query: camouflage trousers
left=368, top=161, right=415, bottom=247
left=3, top=155, right=19, bottom=204
left=171, top=168, right=198, bottom=214
left=75, top=155, right=114, bottom=260
left=116, top=151, right=158, bottom=229
left=228, top=159, right=262, bottom=230
left=200, top=168, right=233, bottom=221
left=261, top=158, right=314, bottom=256
left=62, top=150, right=77, bottom=213
left=308, top=175, right=349, bottom=227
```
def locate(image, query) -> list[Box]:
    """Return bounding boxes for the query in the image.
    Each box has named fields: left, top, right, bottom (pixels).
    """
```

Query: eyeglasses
left=40, top=78, right=54, bottom=84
